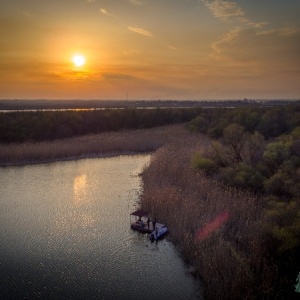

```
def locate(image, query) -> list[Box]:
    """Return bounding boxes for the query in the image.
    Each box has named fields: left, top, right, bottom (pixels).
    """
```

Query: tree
left=245, top=131, right=266, bottom=165
left=222, top=124, right=248, bottom=163
left=262, top=141, right=291, bottom=174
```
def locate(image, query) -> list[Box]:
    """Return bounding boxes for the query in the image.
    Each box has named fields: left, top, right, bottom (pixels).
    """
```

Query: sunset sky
left=1, top=0, right=300, bottom=100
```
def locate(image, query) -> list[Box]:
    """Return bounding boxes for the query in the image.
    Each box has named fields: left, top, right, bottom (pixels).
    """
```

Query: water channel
left=0, top=155, right=201, bottom=299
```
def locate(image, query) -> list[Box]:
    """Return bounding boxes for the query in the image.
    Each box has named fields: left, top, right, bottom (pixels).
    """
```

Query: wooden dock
left=130, top=221, right=166, bottom=234
left=130, top=222, right=154, bottom=233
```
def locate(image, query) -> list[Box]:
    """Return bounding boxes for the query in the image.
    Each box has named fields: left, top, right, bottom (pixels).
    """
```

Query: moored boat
left=149, top=223, right=169, bottom=241
left=130, top=210, right=168, bottom=240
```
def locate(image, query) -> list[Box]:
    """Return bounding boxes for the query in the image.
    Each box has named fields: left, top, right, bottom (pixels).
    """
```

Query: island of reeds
left=1, top=101, right=300, bottom=299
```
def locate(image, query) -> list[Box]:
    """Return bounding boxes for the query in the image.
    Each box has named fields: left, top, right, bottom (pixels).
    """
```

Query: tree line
left=0, top=108, right=202, bottom=143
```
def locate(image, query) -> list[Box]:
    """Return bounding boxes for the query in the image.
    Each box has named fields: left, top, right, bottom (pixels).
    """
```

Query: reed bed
left=140, top=132, right=277, bottom=299
left=0, top=125, right=188, bottom=166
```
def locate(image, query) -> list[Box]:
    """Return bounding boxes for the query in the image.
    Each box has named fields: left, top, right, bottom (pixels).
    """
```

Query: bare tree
left=222, top=123, right=248, bottom=163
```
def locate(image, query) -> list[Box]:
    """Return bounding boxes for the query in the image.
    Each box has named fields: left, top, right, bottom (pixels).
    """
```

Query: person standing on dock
left=152, top=218, right=156, bottom=230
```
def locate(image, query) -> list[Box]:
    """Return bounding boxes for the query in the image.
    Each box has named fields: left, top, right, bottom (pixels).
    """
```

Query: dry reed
left=0, top=125, right=187, bottom=166
left=140, top=131, right=277, bottom=299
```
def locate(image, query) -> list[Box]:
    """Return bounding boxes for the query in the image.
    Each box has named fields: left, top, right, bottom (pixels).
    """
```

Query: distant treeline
left=188, top=104, right=300, bottom=139
left=0, top=108, right=201, bottom=143
left=1, top=99, right=299, bottom=111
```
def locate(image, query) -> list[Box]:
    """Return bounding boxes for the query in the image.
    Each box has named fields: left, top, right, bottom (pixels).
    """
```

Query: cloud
left=21, top=11, right=32, bottom=17
left=255, top=29, right=276, bottom=36
left=99, top=8, right=116, bottom=18
left=129, top=0, right=142, bottom=5
left=201, top=0, right=269, bottom=30
left=102, top=73, right=136, bottom=80
left=211, top=27, right=242, bottom=60
left=86, top=0, right=96, bottom=3
left=210, top=26, right=300, bottom=69
left=278, top=27, right=300, bottom=36
left=248, top=21, right=269, bottom=29
left=219, top=27, right=241, bottom=42
left=168, top=45, right=177, bottom=51
left=256, top=27, right=300, bottom=37
left=123, top=49, right=141, bottom=56
left=201, top=0, right=244, bottom=21
left=200, top=0, right=299, bottom=74
left=128, top=26, right=153, bottom=37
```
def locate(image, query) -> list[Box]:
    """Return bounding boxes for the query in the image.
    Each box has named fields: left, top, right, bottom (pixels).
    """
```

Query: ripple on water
left=0, top=156, right=201, bottom=300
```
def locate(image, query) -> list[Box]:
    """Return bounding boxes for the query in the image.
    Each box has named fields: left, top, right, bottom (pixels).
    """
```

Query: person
left=147, top=217, right=150, bottom=228
left=136, top=216, right=142, bottom=226
left=152, top=218, right=156, bottom=230
left=140, top=221, right=145, bottom=229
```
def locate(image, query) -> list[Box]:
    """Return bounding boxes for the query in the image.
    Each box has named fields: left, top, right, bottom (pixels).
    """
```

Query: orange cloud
left=128, top=26, right=153, bottom=37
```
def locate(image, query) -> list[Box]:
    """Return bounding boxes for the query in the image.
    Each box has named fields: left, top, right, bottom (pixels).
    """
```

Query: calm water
left=0, top=155, right=201, bottom=300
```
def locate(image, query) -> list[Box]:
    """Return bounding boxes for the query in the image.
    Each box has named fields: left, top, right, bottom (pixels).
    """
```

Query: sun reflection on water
left=73, top=174, right=88, bottom=206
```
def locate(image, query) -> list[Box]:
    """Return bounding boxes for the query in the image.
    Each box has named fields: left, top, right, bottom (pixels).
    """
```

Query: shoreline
left=0, top=150, right=151, bottom=167
left=2, top=126, right=207, bottom=296
left=0, top=125, right=188, bottom=167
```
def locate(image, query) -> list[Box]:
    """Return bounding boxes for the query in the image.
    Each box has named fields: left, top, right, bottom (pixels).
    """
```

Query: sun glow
left=72, top=54, right=86, bottom=67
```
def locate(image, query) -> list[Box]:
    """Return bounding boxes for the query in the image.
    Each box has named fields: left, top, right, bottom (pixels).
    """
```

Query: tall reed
left=140, top=131, right=277, bottom=299
left=0, top=125, right=186, bottom=166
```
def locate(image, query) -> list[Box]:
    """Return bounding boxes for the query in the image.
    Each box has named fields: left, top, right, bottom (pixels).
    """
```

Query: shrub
left=192, top=153, right=218, bottom=175
left=264, top=171, right=293, bottom=198
left=232, top=163, right=264, bottom=191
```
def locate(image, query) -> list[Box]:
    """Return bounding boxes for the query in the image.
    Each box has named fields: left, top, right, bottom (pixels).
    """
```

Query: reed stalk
left=140, top=131, right=277, bottom=299
left=0, top=125, right=186, bottom=166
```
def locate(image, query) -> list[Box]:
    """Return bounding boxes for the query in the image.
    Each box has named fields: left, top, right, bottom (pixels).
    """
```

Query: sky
left=0, top=0, right=300, bottom=100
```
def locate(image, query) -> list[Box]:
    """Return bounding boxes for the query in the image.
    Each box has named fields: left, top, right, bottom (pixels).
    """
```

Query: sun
left=72, top=54, right=86, bottom=67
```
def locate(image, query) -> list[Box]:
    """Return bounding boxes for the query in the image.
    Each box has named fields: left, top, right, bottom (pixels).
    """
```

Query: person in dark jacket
left=152, top=218, right=156, bottom=230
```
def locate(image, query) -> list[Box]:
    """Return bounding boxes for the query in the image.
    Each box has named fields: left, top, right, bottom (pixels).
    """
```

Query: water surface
left=0, top=155, right=200, bottom=299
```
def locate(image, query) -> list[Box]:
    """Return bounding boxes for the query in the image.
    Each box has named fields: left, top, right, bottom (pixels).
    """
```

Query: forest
left=188, top=106, right=300, bottom=297
left=0, top=108, right=201, bottom=143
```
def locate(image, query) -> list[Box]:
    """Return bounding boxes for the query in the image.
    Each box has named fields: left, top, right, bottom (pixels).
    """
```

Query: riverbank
left=0, top=125, right=186, bottom=166
left=0, top=123, right=277, bottom=298
left=139, top=133, right=277, bottom=299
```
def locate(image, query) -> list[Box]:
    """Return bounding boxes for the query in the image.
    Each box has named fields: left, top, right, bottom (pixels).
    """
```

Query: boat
left=149, top=223, right=169, bottom=241
left=130, top=209, right=168, bottom=240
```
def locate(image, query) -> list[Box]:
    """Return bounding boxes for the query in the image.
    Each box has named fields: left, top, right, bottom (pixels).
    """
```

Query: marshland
left=1, top=104, right=300, bottom=299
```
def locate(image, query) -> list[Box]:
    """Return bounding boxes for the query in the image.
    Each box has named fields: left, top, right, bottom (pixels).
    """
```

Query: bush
left=233, top=163, right=264, bottom=191
left=264, top=171, right=295, bottom=199
left=192, top=153, right=218, bottom=174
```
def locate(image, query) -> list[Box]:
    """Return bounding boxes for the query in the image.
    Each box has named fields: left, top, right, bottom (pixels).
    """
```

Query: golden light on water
left=73, top=174, right=88, bottom=206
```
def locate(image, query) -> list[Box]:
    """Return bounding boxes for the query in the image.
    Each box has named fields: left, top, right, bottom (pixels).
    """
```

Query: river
left=0, top=155, right=201, bottom=299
